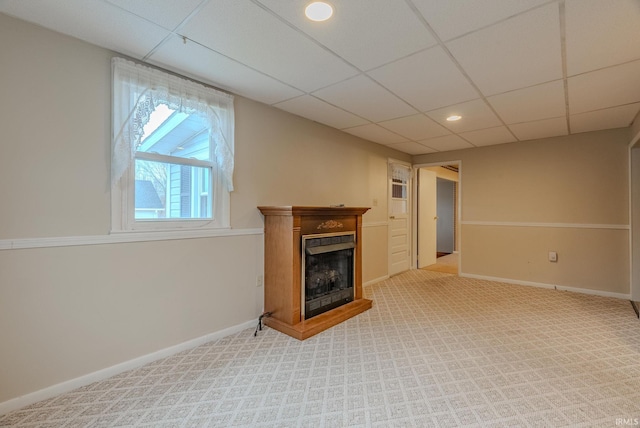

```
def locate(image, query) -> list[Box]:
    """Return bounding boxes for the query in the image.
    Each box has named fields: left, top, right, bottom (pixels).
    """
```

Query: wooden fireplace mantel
left=258, top=206, right=372, bottom=340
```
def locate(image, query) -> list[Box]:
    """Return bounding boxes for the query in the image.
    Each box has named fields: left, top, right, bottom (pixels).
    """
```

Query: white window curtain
left=390, top=163, right=411, bottom=183
left=111, top=57, right=235, bottom=190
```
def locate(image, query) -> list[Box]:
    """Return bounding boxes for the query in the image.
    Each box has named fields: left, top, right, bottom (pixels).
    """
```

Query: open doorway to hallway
left=415, top=163, right=460, bottom=275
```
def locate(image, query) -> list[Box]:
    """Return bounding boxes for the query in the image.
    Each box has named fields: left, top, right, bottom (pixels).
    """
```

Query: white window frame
left=110, top=58, right=233, bottom=233
left=112, top=154, right=229, bottom=232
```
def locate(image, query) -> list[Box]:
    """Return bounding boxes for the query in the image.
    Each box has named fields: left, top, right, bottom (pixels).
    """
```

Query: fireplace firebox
left=302, top=231, right=355, bottom=319
left=258, top=206, right=371, bottom=340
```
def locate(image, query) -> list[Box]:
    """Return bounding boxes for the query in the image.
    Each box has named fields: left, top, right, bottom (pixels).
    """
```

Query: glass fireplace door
left=302, top=232, right=355, bottom=319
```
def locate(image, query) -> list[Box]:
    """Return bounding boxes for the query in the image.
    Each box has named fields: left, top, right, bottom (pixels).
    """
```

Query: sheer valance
left=390, top=163, right=411, bottom=182
left=111, top=57, right=235, bottom=190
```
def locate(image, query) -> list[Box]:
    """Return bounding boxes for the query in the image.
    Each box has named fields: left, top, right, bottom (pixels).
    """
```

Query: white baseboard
left=0, top=319, right=256, bottom=416
left=460, top=273, right=631, bottom=300
left=363, top=275, right=389, bottom=287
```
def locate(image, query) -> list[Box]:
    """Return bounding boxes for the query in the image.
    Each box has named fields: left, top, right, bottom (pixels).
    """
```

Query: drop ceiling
left=2, top=0, right=639, bottom=155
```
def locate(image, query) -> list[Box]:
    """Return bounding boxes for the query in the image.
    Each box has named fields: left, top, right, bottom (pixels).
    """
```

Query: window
left=111, top=58, right=234, bottom=231
left=390, top=163, right=410, bottom=215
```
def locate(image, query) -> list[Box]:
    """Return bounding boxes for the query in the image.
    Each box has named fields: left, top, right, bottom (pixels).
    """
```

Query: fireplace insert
left=301, top=231, right=355, bottom=319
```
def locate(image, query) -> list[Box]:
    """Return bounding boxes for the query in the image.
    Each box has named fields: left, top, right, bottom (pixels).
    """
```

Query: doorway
left=414, top=162, right=460, bottom=275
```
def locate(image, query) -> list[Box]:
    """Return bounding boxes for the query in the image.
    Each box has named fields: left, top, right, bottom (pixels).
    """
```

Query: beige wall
left=0, top=14, right=408, bottom=404
left=414, top=129, right=630, bottom=295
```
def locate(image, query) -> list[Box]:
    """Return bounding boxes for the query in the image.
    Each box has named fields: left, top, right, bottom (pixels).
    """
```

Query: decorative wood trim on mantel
left=257, top=206, right=370, bottom=217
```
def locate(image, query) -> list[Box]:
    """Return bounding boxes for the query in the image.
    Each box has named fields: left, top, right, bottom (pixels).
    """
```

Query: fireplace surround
left=258, top=206, right=371, bottom=340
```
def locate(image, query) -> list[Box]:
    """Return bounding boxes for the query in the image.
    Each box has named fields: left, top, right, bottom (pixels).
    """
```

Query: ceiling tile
left=0, top=0, right=170, bottom=59
left=412, top=0, right=550, bottom=41
left=446, top=3, right=562, bottom=96
left=378, top=114, right=451, bottom=141
left=368, top=46, right=479, bottom=112
left=182, top=0, right=358, bottom=92
left=313, top=75, right=418, bottom=122
left=426, top=99, right=502, bottom=133
left=104, top=0, right=203, bottom=31
left=568, top=60, right=640, bottom=115
left=570, top=103, right=640, bottom=134
left=342, top=124, right=408, bottom=145
left=149, top=36, right=303, bottom=105
left=274, top=95, right=368, bottom=129
left=386, top=142, right=437, bottom=155
left=565, top=0, right=640, bottom=75
left=419, top=135, right=474, bottom=152
left=487, top=80, right=566, bottom=124
left=255, top=0, right=436, bottom=71
left=458, top=126, right=516, bottom=147
left=508, top=117, right=568, bottom=141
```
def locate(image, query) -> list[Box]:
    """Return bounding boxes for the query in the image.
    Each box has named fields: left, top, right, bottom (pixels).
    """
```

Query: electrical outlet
left=548, top=251, right=558, bottom=262
left=256, top=275, right=264, bottom=287
left=372, top=198, right=378, bottom=207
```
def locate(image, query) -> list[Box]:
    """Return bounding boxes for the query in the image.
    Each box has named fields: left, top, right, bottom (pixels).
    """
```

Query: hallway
left=422, top=253, right=458, bottom=275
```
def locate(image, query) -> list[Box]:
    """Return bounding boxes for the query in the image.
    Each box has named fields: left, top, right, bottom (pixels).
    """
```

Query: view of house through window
left=134, top=104, right=212, bottom=220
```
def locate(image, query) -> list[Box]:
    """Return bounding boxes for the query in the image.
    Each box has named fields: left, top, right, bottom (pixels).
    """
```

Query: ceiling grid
left=1, top=0, right=638, bottom=155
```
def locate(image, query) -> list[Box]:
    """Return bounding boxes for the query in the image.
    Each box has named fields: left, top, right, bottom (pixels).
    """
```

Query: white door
left=388, top=163, right=411, bottom=276
left=418, top=168, right=437, bottom=268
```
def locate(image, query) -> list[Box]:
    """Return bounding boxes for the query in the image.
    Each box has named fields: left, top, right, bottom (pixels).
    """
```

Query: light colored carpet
left=2, top=270, right=639, bottom=427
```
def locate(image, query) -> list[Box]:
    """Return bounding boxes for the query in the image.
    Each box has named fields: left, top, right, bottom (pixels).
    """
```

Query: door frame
left=412, top=160, right=462, bottom=274
left=629, top=128, right=640, bottom=302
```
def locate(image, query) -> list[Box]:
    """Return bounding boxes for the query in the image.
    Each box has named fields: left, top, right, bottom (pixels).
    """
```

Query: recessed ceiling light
left=305, top=2, right=333, bottom=21
left=446, top=115, right=462, bottom=122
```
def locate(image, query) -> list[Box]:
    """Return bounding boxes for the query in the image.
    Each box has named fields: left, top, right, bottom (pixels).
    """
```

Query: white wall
left=0, top=13, right=409, bottom=407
